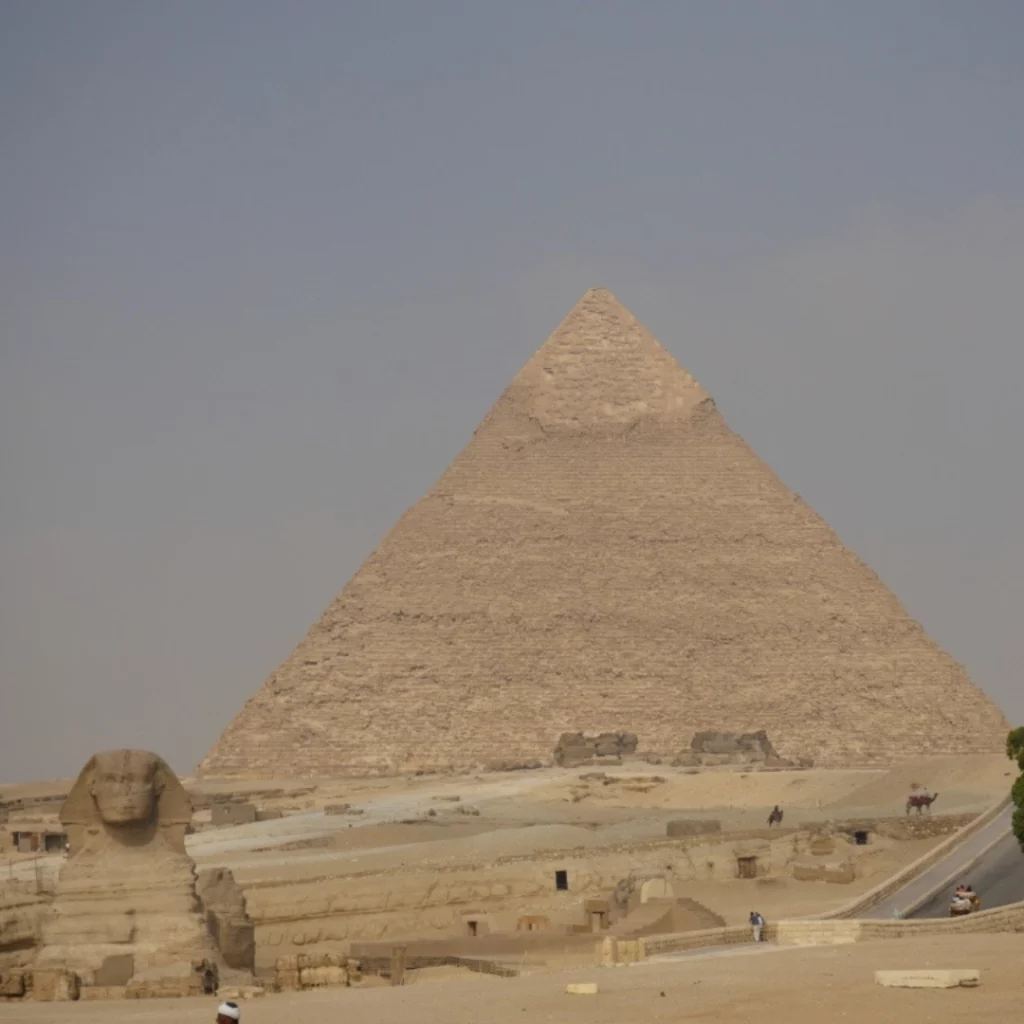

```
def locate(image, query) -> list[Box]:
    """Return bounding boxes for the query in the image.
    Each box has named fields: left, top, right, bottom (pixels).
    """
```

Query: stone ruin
left=672, top=730, right=801, bottom=768
left=554, top=731, right=639, bottom=768
left=2, top=749, right=257, bottom=1003
left=275, top=951, right=362, bottom=992
left=666, top=819, right=722, bottom=837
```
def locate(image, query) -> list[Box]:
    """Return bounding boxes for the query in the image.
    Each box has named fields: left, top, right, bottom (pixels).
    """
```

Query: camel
left=906, top=792, right=939, bottom=815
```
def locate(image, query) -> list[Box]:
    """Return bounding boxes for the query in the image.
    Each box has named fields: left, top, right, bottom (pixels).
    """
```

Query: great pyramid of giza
left=198, top=289, right=1009, bottom=777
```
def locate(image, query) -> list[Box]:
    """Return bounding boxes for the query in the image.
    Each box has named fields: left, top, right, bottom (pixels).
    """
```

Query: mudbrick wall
left=198, top=288, right=1009, bottom=778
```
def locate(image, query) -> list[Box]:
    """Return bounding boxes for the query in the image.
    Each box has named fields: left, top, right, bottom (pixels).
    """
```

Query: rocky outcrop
left=554, top=732, right=639, bottom=768
left=196, top=868, right=255, bottom=971
left=672, top=730, right=798, bottom=768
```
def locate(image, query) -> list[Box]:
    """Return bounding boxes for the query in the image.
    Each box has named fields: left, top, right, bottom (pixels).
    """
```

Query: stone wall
left=826, top=813, right=976, bottom=843
left=243, top=827, right=832, bottom=960
left=633, top=899, right=1024, bottom=958
left=211, top=803, right=257, bottom=826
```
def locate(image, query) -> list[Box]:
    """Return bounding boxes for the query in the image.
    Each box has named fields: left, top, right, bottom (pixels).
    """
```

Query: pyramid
left=198, top=289, right=1009, bottom=777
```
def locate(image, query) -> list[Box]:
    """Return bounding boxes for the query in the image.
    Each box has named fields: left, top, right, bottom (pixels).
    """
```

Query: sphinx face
left=90, top=751, right=160, bottom=825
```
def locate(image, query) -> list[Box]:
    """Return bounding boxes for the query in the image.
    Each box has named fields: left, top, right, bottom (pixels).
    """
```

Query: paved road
left=910, top=829, right=1024, bottom=918
left=865, top=804, right=1017, bottom=919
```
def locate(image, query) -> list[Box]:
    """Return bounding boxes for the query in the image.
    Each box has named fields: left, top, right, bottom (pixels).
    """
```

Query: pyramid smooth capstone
left=198, top=288, right=1010, bottom=778
left=875, top=969, right=980, bottom=988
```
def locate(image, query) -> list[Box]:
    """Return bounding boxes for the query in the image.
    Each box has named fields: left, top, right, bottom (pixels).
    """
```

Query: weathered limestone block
left=31, top=967, right=79, bottom=1002
left=673, top=730, right=794, bottom=767
left=210, top=803, right=257, bottom=826
left=875, top=969, right=980, bottom=989
left=34, top=750, right=218, bottom=984
left=791, top=859, right=856, bottom=884
left=666, top=819, right=721, bottom=837
left=555, top=732, right=638, bottom=768
left=0, top=968, right=26, bottom=998
left=196, top=868, right=255, bottom=970
left=275, top=952, right=353, bottom=991
left=217, top=984, right=265, bottom=1000
left=300, top=965, right=348, bottom=987
left=79, top=985, right=127, bottom=1000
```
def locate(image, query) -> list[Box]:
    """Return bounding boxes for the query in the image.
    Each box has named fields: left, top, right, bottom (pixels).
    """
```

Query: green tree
left=1010, top=727, right=1024, bottom=853
left=1008, top=726, right=1024, bottom=769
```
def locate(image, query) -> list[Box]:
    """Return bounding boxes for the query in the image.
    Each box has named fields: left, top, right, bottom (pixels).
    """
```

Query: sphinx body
left=35, top=750, right=217, bottom=983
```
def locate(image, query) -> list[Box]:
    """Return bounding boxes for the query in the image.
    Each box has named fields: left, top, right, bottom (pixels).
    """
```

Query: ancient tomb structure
left=34, top=750, right=230, bottom=987
left=199, top=288, right=1009, bottom=777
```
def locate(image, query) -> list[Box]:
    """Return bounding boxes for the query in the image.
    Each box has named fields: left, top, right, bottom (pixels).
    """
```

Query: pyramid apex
left=198, top=287, right=1011, bottom=779
left=500, top=287, right=711, bottom=432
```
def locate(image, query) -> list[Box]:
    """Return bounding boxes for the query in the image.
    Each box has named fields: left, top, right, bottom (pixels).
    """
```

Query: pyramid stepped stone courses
left=198, top=288, right=1009, bottom=777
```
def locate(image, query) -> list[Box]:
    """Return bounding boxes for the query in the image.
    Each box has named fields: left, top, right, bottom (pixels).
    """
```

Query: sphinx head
left=61, top=749, right=192, bottom=853
left=88, top=749, right=163, bottom=826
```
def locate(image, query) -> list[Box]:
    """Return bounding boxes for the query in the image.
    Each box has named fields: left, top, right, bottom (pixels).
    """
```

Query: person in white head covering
left=216, top=1002, right=241, bottom=1023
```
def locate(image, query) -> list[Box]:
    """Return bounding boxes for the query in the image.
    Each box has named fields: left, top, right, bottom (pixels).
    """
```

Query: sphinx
left=35, top=749, right=220, bottom=985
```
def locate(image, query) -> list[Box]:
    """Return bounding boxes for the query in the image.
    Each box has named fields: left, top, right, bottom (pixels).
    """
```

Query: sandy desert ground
left=1, top=933, right=1020, bottom=1023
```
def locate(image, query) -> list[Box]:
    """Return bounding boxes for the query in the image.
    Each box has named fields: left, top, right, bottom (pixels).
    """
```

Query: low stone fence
left=641, top=925, right=752, bottom=957
left=603, top=899, right=1024, bottom=961
left=773, top=900, right=1024, bottom=946
left=274, top=950, right=518, bottom=992
left=827, top=813, right=976, bottom=842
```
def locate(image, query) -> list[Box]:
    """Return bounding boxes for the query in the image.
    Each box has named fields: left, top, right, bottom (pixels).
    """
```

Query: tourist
left=749, top=910, right=765, bottom=942
left=216, top=1001, right=241, bottom=1022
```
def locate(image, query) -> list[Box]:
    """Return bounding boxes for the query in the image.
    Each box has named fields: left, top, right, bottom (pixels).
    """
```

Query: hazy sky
left=2, top=2, right=1023, bottom=783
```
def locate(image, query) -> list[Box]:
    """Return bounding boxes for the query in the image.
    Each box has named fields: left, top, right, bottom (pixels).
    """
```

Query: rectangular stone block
left=0, top=969, right=26, bottom=998
left=875, top=970, right=980, bottom=989
left=299, top=965, right=348, bottom=988
left=275, top=969, right=301, bottom=992
left=79, top=986, right=127, bottom=1001
left=32, top=968, right=80, bottom=1002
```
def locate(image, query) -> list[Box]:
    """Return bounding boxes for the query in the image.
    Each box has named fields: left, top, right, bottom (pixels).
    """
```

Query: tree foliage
left=1008, top=726, right=1024, bottom=771
left=1010, top=728, right=1024, bottom=853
